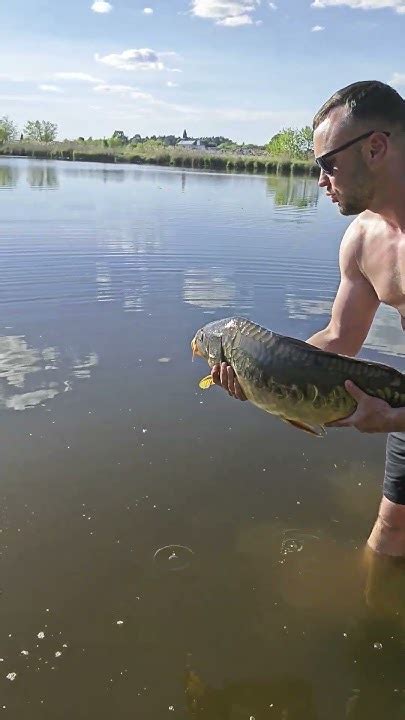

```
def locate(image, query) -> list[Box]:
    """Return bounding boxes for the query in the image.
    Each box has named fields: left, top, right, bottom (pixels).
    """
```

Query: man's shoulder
left=341, top=211, right=383, bottom=249
left=340, top=214, right=367, bottom=252
left=352, top=210, right=386, bottom=236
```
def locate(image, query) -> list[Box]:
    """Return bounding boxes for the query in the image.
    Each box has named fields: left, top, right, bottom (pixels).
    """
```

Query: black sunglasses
left=315, top=130, right=391, bottom=176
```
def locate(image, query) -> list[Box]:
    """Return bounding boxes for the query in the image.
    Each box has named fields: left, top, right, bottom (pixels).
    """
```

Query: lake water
left=0, top=157, right=404, bottom=719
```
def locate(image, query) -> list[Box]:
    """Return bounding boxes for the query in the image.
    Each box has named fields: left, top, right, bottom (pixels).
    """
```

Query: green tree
left=266, top=126, right=313, bottom=160
left=296, top=126, right=313, bottom=156
left=110, top=130, right=128, bottom=146
left=266, top=128, right=297, bottom=158
left=24, top=120, right=58, bottom=142
left=0, top=115, right=18, bottom=143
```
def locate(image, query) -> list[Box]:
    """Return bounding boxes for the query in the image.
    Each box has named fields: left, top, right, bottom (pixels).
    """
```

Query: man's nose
left=317, top=168, right=330, bottom=188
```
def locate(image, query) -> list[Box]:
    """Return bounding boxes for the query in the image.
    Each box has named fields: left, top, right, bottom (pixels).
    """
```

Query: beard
left=337, top=159, right=374, bottom=216
left=338, top=197, right=368, bottom=216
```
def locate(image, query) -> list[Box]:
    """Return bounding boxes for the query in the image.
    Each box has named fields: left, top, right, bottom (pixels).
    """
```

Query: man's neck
left=369, top=164, right=405, bottom=232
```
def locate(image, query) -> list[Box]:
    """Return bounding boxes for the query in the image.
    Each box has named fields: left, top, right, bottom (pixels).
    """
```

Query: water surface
left=0, top=158, right=404, bottom=719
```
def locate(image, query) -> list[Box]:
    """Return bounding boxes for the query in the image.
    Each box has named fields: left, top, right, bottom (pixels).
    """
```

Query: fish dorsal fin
left=198, top=375, right=215, bottom=390
left=282, top=417, right=325, bottom=437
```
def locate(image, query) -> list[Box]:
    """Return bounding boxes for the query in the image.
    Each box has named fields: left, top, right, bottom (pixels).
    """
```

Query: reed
left=0, top=141, right=319, bottom=177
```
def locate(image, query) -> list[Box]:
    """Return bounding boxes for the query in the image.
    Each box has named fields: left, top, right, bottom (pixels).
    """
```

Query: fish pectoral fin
left=198, top=375, right=215, bottom=390
left=282, top=417, right=326, bottom=437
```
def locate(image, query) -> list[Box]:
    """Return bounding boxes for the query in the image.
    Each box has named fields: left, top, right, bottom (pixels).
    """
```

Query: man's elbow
left=306, top=323, right=365, bottom=357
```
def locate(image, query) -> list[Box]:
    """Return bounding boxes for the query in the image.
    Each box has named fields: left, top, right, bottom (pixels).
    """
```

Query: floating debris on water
left=6, top=673, right=16, bottom=681
left=153, top=545, right=194, bottom=571
left=158, top=357, right=171, bottom=363
left=37, top=631, right=45, bottom=639
left=281, top=538, right=304, bottom=555
left=280, top=529, right=320, bottom=556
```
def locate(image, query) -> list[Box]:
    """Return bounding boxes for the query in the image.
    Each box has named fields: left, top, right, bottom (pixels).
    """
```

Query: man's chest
left=361, top=235, right=405, bottom=313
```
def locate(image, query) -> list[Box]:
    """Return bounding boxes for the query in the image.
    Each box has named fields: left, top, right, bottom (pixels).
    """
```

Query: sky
left=1, top=0, right=405, bottom=144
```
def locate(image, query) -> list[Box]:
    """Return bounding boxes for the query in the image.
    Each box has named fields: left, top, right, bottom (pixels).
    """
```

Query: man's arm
left=306, top=221, right=380, bottom=356
left=212, top=221, right=380, bottom=398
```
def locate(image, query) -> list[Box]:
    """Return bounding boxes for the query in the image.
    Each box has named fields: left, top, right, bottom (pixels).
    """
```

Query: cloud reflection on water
left=0, top=335, right=98, bottom=411
left=286, top=294, right=405, bottom=360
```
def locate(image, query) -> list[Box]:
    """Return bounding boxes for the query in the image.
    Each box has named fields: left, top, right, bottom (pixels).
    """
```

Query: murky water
left=0, top=158, right=404, bottom=719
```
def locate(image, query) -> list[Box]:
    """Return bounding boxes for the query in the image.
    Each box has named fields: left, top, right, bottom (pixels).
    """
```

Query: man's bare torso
left=355, top=211, right=405, bottom=329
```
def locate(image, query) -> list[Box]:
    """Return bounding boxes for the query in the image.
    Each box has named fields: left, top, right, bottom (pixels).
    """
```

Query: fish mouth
left=191, top=337, right=202, bottom=360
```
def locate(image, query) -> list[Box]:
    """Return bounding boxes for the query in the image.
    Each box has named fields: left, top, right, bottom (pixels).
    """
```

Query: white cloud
left=39, top=84, right=63, bottom=93
left=95, top=48, right=166, bottom=71
left=389, top=72, right=405, bottom=87
left=91, top=0, right=113, bottom=13
left=131, top=91, right=154, bottom=101
left=0, top=93, right=68, bottom=103
left=218, top=13, right=253, bottom=23
left=268, top=2, right=277, bottom=8
left=0, top=73, right=26, bottom=83
left=166, top=81, right=179, bottom=87
left=311, top=0, right=405, bottom=12
left=191, top=0, right=260, bottom=25
left=94, top=84, right=155, bottom=101
left=311, top=24, right=325, bottom=29
left=54, top=72, right=101, bottom=83
left=94, top=84, right=135, bottom=94
left=211, top=107, right=310, bottom=122
left=143, top=7, right=154, bottom=13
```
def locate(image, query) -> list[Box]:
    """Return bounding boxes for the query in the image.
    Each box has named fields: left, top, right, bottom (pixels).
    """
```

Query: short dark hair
left=313, top=80, right=405, bottom=131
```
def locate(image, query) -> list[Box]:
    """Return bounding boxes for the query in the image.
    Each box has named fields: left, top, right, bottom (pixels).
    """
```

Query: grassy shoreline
left=0, top=142, right=319, bottom=177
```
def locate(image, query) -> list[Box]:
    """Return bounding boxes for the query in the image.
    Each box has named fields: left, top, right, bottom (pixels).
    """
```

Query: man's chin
left=338, top=202, right=361, bottom=217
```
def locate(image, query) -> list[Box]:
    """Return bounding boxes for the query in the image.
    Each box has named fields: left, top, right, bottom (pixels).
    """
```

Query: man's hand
left=326, top=380, right=394, bottom=433
left=211, top=363, right=247, bottom=401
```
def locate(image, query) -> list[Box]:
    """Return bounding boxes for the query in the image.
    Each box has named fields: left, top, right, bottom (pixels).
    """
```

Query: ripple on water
left=153, top=544, right=194, bottom=571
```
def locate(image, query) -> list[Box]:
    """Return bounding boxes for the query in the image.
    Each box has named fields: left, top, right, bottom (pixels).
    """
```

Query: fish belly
left=238, top=375, right=356, bottom=427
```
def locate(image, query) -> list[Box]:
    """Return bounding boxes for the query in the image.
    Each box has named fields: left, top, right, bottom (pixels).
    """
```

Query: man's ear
left=369, top=132, right=388, bottom=160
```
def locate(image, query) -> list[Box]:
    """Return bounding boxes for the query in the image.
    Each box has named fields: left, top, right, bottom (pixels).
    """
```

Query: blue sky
left=1, top=0, right=405, bottom=143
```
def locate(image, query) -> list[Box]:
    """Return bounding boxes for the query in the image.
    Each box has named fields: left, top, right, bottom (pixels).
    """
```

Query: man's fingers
left=234, top=380, right=247, bottom=401
left=211, top=364, right=221, bottom=385
left=344, top=380, right=368, bottom=402
left=210, top=363, right=247, bottom=400
left=325, top=411, right=355, bottom=428
left=325, top=418, right=350, bottom=428
left=219, top=362, right=229, bottom=390
left=228, top=366, right=247, bottom=400
left=227, top=366, right=236, bottom=395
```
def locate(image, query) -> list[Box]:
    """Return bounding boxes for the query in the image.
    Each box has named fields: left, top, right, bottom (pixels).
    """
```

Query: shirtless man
left=212, top=80, right=405, bottom=557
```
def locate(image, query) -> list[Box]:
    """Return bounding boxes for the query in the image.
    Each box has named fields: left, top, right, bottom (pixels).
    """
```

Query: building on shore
left=177, top=138, right=207, bottom=150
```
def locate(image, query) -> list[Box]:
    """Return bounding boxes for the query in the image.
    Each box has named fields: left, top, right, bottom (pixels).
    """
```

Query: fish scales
left=191, top=316, right=405, bottom=436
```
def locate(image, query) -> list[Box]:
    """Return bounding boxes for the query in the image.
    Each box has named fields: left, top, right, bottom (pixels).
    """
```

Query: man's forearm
left=387, top=407, right=405, bottom=433
left=306, top=327, right=361, bottom=357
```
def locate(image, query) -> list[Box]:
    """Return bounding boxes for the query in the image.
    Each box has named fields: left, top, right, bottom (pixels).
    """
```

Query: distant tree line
left=0, top=115, right=58, bottom=143
left=0, top=115, right=314, bottom=160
